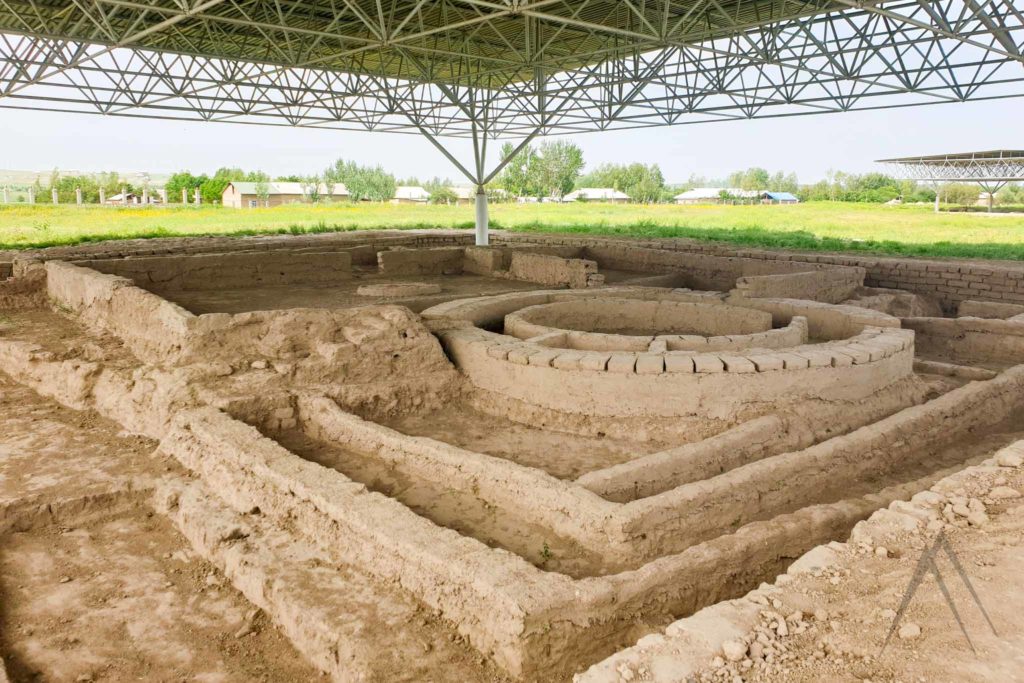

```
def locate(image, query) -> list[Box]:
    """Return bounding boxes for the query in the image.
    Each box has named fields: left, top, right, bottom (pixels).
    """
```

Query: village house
left=391, top=186, right=431, bottom=204
left=222, top=181, right=349, bottom=208
left=561, top=188, right=630, bottom=203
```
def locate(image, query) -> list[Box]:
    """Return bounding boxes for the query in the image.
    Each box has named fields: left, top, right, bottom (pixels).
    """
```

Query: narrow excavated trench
left=270, top=426, right=617, bottom=577
left=261, top=398, right=1024, bottom=583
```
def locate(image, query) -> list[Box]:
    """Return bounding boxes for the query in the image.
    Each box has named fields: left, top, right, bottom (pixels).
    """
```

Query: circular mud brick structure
left=503, top=298, right=807, bottom=352
left=422, top=287, right=915, bottom=420
left=357, top=282, right=442, bottom=298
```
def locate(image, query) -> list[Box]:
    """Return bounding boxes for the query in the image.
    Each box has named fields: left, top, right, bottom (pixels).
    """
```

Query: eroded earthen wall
left=80, top=250, right=353, bottom=291
left=903, top=316, right=1024, bottom=366
left=495, top=234, right=1024, bottom=311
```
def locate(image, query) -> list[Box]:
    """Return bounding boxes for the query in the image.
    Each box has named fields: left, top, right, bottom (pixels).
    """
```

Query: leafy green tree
left=166, top=171, right=206, bottom=202
left=424, top=177, right=457, bottom=204
left=535, top=140, right=584, bottom=200
left=199, top=167, right=252, bottom=204
left=623, top=164, right=664, bottom=203
left=363, top=166, right=397, bottom=201
left=324, top=159, right=396, bottom=201
left=729, top=167, right=769, bottom=191
left=255, top=177, right=271, bottom=206
left=300, top=175, right=323, bottom=203
left=496, top=142, right=540, bottom=198
left=941, top=183, right=980, bottom=206
left=578, top=162, right=665, bottom=202
left=767, top=172, right=799, bottom=194
left=997, top=184, right=1024, bottom=206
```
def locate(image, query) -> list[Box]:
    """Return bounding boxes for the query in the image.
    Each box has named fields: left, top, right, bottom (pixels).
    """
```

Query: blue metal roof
left=763, top=192, right=799, bottom=201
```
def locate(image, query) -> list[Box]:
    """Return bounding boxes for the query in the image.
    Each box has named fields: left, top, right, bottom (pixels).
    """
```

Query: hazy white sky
left=1, top=97, right=1019, bottom=184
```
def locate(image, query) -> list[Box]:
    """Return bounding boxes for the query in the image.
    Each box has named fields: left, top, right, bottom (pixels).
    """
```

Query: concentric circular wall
left=503, top=298, right=808, bottom=352
left=422, top=287, right=915, bottom=422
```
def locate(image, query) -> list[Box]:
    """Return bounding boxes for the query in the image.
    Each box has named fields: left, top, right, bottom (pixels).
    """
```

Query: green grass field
left=3, top=201, right=1024, bottom=260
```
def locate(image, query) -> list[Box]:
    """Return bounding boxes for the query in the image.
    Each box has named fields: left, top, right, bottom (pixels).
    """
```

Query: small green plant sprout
left=540, top=541, right=552, bottom=563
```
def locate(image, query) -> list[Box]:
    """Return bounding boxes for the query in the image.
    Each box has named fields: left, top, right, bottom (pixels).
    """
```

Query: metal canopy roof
left=880, top=149, right=1024, bottom=187
left=2, top=0, right=860, bottom=85
left=1, top=0, right=1023, bottom=242
left=879, top=150, right=1024, bottom=164
left=1, top=0, right=1022, bottom=143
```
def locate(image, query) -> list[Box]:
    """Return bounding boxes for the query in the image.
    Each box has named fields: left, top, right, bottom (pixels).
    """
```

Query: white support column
left=121, top=186, right=127, bottom=205
left=934, top=184, right=940, bottom=213
left=27, top=188, right=35, bottom=205
left=160, top=189, right=168, bottom=204
left=182, top=187, right=188, bottom=204
left=51, top=187, right=58, bottom=204
left=99, top=187, right=106, bottom=204
left=2, top=187, right=8, bottom=204
left=143, top=188, right=150, bottom=205
left=474, top=186, right=489, bottom=246
left=194, top=187, right=201, bottom=205
left=75, top=187, right=82, bottom=205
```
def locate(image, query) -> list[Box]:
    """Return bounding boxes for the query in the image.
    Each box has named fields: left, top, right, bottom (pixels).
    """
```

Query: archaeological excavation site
left=2, top=230, right=1024, bottom=682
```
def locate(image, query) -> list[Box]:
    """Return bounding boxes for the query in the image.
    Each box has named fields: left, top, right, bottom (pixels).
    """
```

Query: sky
left=0, top=97, right=1019, bottom=186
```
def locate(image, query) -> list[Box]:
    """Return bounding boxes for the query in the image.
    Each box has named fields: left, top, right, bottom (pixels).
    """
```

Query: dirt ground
left=0, top=372, right=321, bottom=682
left=0, top=373, right=154, bottom=512
left=0, top=510, right=320, bottom=683
left=682, top=457, right=1024, bottom=683
left=0, top=309, right=138, bottom=368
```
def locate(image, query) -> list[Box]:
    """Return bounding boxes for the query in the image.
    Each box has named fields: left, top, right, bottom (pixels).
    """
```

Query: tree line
left=494, top=146, right=800, bottom=203
left=7, top=160, right=1023, bottom=207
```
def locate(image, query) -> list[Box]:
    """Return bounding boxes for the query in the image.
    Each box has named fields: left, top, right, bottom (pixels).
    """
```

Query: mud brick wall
left=79, top=251, right=352, bottom=291
left=733, top=268, right=864, bottom=304
left=616, top=366, right=1024, bottom=556
left=440, top=325, right=913, bottom=420
left=852, top=259, right=1024, bottom=311
left=903, top=316, right=1024, bottom=366
left=462, top=245, right=585, bottom=277
left=13, top=230, right=472, bottom=263
left=377, top=246, right=465, bottom=275
left=45, top=261, right=195, bottom=360
left=496, top=234, right=1024, bottom=311
left=958, top=300, right=1024, bottom=318
left=462, top=246, right=507, bottom=275
left=508, top=252, right=601, bottom=288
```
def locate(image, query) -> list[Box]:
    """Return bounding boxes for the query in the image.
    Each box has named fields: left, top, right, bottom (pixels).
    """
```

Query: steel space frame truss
left=883, top=153, right=1024, bottom=204
left=1, top=0, right=1023, bottom=237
